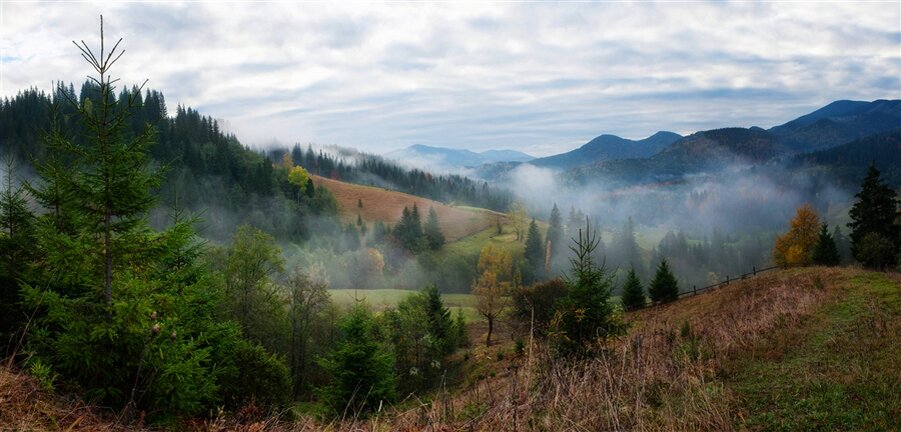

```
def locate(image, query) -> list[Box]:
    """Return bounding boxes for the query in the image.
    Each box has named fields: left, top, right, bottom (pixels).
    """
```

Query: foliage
left=394, top=204, right=426, bottom=253
left=318, top=303, right=396, bottom=416
left=550, top=220, right=622, bottom=357
left=210, top=225, right=286, bottom=352
left=546, top=203, right=565, bottom=272
left=620, top=267, right=647, bottom=311
left=287, top=165, right=311, bottom=189
left=376, top=285, right=458, bottom=392
left=472, top=244, right=516, bottom=346
left=812, top=224, right=841, bottom=266
left=648, top=259, right=679, bottom=303
left=773, top=204, right=821, bottom=267
left=855, top=232, right=896, bottom=270
left=847, top=165, right=900, bottom=268
left=511, top=279, right=567, bottom=336
left=423, top=206, right=445, bottom=250
left=508, top=201, right=528, bottom=242
left=284, top=269, right=333, bottom=397
left=217, top=339, right=291, bottom=410
left=523, top=218, right=545, bottom=284
left=0, top=156, right=35, bottom=346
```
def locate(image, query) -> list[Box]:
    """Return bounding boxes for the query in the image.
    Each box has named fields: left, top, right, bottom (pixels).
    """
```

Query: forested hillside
left=1, top=85, right=512, bottom=243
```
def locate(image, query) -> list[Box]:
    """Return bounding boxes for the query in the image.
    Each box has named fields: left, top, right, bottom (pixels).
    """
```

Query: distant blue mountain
left=769, top=99, right=901, bottom=152
left=384, top=144, right=533, bottom=170
left=528, top=131, right=682, bottom=170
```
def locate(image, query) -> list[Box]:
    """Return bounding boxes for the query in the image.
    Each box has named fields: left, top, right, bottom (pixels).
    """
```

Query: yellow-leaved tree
left=472, top=244, right=517, bottom=346
left=773, top=204, right=820, bottom=267
left=288, top=166, right=310, bottom=189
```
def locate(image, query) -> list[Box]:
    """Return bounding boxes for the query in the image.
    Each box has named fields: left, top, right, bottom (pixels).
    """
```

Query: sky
left=1, top=2, right=900, bottom=157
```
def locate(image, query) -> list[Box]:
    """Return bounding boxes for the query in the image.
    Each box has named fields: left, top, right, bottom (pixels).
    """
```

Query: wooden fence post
left=753, top=266, right=756, bottom=276
left=693, top=285, right=696, bottom=295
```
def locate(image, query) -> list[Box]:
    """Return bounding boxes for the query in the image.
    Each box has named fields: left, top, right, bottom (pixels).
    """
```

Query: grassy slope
left=724, top=270, right=900, bottom=431
left=312, top=175, right=504, bottom=242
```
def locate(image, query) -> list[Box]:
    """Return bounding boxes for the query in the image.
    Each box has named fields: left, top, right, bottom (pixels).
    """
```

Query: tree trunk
left=485, top=316, right=494, bottom=347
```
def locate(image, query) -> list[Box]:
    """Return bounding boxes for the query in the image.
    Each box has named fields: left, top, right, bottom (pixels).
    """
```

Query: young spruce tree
left=424, top=206, right=445, bottom=250
left=551, top=220, right=622, bottom=357
left=18, top=18, right=266, bottom=418
left=649, top=259, right=679, bottom=303
left=318, top=303, right=396, bottom=416
left=812, top=224, right=841, bottom=266
left=620, top=267, right=646, bottom=311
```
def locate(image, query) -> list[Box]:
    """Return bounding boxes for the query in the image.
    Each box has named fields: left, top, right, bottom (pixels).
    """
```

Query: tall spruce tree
left=546, top=203, right=564, bottom=270
left=847, top=165, right=900, bottom=268
left=812, top=224, right=841, bottom=266
left=620, top=267, right=646, bottom=311
left=523, top=218, right=545, bottom=277
left=17, top=18, right=278, bottom=417
left=424, top=206, right=445, bottom=250
left=649, top=259, right=679, bottom=303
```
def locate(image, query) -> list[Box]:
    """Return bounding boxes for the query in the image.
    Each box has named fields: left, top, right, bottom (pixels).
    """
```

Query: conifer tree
left=0, top=155, right=35, bottom=344
left=17, top=19, right=275, bottom=417
left=812, top=224, right=841, bottom=266
left=422, top=284, right=454, bottom=355
left=551, top=220, right=621, bottom=356
left=524, top=218, right=545, bottom=278
left=318, top=303, right=396, bottom=415
left=620, top=267, right=646, bottom=311
left=648, top=259, right=679, bottom=303
left=546, top=203, right=564, bottom=269
left=832, top=225, right=851, bottom=264
left=424, top=206, right=445, bottom=250
left=847, top=165, right=900, bottom=268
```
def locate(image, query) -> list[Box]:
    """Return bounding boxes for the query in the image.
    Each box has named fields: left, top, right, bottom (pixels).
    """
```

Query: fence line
left=676, top=265, right=780, bottom=299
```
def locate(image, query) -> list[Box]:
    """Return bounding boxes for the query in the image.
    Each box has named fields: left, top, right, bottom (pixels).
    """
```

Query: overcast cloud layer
left=2, top=2, right=899, bottom=156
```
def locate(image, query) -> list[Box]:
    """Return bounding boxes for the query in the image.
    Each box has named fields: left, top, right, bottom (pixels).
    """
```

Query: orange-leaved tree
left=773, top=204, right=820, bottom=267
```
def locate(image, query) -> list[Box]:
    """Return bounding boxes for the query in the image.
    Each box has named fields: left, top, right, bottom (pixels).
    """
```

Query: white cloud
left=1, top=2, right=899, bottom=156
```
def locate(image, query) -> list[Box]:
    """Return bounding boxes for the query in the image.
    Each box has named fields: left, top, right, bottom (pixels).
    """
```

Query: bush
left=512, top=279, right=567, bottom=336
left=218, top=340, right=291, bottom=411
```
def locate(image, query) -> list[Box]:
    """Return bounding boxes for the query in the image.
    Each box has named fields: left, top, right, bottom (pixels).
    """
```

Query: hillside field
left=313, top=175, right=506, bottom=241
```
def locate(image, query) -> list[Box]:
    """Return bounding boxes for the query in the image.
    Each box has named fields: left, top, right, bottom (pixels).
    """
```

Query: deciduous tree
left=773, top=204, right=821, bottom=267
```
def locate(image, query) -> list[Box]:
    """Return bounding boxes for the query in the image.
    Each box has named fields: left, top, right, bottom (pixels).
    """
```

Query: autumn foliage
left=773, top=204, right=821, bottom=267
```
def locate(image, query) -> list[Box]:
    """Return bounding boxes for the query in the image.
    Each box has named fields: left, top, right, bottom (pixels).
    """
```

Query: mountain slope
left=789, top=128, right=901, bottom=186
left=384, top=144, right=533, bottom=171
left=530, top=131, right=682, bottom=170
left=569, top=127, right=788, bottom=184
left=770, top=99, right=901, bottom=152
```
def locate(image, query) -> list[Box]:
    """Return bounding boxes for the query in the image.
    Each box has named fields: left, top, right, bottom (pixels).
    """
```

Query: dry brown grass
left=3, top=267, right=877, bottom=431
left=0, top=363, right=128, bottom=431
left=312, top=175, right=503, bottom=242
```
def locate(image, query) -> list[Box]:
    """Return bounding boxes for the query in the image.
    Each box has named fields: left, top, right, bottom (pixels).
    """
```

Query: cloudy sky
left=2, top=2, right=899, bottom=156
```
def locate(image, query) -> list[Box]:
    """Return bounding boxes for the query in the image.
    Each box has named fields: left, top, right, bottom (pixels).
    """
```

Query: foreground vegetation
left=2, top=267, right=897, bottom=430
